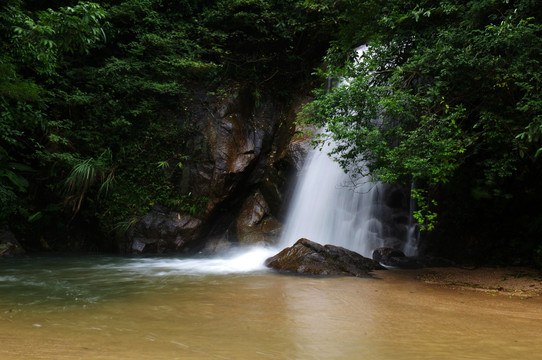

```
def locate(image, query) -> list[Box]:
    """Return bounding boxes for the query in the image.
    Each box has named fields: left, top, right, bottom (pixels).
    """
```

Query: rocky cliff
left=125, top=87, right=311, bottom=254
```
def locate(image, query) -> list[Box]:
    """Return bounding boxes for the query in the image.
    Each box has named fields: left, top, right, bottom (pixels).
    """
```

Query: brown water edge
left=416, top=266, right=542, bottom=297
left=1, top=269, right=542, bottom=360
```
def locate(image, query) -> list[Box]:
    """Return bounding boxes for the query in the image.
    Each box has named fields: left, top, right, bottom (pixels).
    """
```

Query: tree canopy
left=2, top=0, right=541, bottom=264
left=303, top=0, right=542, bottom=264
left=0, top=0, right=339, bottom=250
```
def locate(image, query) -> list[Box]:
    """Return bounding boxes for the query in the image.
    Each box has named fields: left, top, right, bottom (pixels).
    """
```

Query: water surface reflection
left=0, top=255, right=541, bottom=359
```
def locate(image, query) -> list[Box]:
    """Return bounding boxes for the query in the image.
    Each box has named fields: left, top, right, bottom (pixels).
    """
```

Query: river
left=1, top=252, right=541, bottom=359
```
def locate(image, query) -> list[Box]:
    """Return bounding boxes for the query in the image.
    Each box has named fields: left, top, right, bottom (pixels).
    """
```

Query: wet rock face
left=372, top=247, right=407, bottom=264
left=372, top=247, right=422, bottom=269
left=126, top=206, right=203, bottom=254
left=125, top=89, right=311, bottom=254
left=0, top=230, right=25, bottom=257
left=236, top=191, right=281, bottom=245
left=372, top=247, right=453, bottom=269
left=284, top=137, right=312, bottom=171
left=265, top=238, right=385, bottom=277
left=370, top=184, right=415, bottom=251
left=187, top=89, right=284, bottom=215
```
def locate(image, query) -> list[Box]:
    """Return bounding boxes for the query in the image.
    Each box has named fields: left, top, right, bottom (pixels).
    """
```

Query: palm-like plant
left=64, top=150, right=114, bottom=217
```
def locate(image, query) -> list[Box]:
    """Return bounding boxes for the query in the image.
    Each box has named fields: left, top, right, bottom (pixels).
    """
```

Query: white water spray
left=123, top=247, right=277, bottom=275
left=279, top=146, right=378, bottom=257
left=278, top=142, right=418, bottom=258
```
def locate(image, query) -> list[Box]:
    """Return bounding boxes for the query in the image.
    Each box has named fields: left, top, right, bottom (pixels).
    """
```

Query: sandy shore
left=409, top=266, right=542, bottom=298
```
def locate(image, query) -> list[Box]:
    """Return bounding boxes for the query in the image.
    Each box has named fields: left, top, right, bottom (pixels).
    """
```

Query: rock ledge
left=265, top=238, right=385, bottom=277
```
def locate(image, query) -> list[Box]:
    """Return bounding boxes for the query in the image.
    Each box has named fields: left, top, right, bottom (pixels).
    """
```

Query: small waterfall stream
left=279, top=142, right=418, bottom=258
left=278, top=45, right=418, bottom=257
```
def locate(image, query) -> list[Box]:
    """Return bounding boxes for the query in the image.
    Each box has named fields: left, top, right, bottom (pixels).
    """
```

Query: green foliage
left=64, top=150, right=115, bottom=215
left=201, top=0, right=341, bottom=90
left=0, top=0, right=341, bottom=249
left=0, top=0, right=108, bottom=231
left=2, top=0, right=540, bottom=261
left=9, top=1, right=107, bottom=74
left=410, top=189, right=437, bottom=231
left=301, top=0, right=542, bottom=264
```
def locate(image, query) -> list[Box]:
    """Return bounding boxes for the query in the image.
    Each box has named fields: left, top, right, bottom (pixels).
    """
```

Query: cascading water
left=278, top=142, right=418, bottom=258
left=278, top=46, right=418, bottom=259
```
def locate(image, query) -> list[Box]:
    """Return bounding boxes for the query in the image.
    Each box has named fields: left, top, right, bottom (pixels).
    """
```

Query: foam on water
left=0, top=249, right=279, bottom=310
left=119, top=247, right=278, bottom=276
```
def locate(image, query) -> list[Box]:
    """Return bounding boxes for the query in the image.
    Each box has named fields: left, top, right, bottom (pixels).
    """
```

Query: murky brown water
left=1, top=255, right=541, bottom=359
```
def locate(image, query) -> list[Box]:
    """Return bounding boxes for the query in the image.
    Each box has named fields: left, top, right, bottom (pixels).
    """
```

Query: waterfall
left=278, top=46, right=418, bottom=258
left=278, top=143, right=418, bottom=258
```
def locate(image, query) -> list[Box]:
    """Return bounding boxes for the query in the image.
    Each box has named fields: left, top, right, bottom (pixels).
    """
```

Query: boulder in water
left=0, top=230, right=25, bottom=257
left=371, top=247, right=423, bottom=269
left=127, top=205, right=203, bottom=254
left=372, top=247, right=406, bottom=263
left=372, top=247, right=454, bottom=269
left=265, top=238, right=385, bottom=277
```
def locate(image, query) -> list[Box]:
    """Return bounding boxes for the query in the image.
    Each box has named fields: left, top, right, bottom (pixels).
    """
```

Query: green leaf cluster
left=303, top=0, right=542, bottom=263
left=0, top=0, right=338, bottom=250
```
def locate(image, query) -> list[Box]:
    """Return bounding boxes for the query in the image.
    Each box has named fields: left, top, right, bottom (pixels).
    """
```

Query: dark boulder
left=372, top=247, right=453, bottom=269
left=126, top=205, right=203, bottom=254
left=372, top=247, right=422, bottom=269
left=284, top=137, right=312, bottom=171
left=265, top=238, right=385, bottom=277
left=124, top=90, right=314, bottom=254
left=236, top=190, right=281, bottom=246
left=0, top=230, right=25, bottom=257
left=372, top=247, right=407, bottom=263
